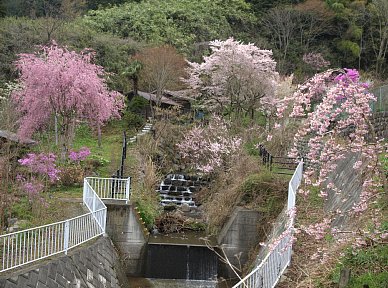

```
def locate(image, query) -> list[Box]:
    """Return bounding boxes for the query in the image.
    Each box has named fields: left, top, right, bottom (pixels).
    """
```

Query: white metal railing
left=0, top=176, right=130, bottom=273
left=85, top=177, right=131, bottom=203
left=233, top=161, right=303, bottom=288
left=288, top=161, right=303, bottom=211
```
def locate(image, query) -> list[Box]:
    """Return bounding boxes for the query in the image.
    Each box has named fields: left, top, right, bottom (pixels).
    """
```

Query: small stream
left=124, top=175, right=236, bottom=287
left=127, top=232, right=221, bottom=287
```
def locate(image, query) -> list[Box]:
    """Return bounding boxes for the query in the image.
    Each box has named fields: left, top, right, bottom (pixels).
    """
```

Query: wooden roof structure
left=0, top=130, right=36, bottom=146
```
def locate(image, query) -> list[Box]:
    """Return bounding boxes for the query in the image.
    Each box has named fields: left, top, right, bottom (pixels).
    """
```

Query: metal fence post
left=266, top=152, right=270, bottom=168
left=123, top=131, right=127, bottom=159
left=102, top=209, right=107, bottom=234
left=83, top=178, right=87, bottom=205
left=125, top=177, right=131, bottom=204
left=64, top=220, right=70, bottom=255
left=92, top=191, right=96, bottom=213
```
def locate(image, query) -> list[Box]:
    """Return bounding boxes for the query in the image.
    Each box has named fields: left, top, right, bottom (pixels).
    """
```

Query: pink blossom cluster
left=260, top=208, right=297, bottom=254
left=276, top=68, right=387, bottom=255
left=18, top=152, right=60, bottom=182
left=303, top=53, right=330, bottom=70
left=334, top=68, right=359, bottom=83
left=176, top=115, right=242, bottom=173
left=12, top=42, right=124, bottom=140
left=22, top=180, right=44, bottom=198
left=184, top=38, right=278, bottom=115
left=301, top=218, right=331, bottom=240
left=69, top=147, right=91, bottom=162
left=310, top=247, right=329, bottom=263
left=16, top=174, right=46, bottom=204
left=280, top=69, right=382, bottom=201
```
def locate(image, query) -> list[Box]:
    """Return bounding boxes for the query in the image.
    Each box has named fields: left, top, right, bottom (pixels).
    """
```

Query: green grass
left=11, top=197, right=33, bottom=222
left=8, top=118, right=138, bottom=231
left=331, top=244, right=388, bottom=288
left=50, top=185, right=83, bottom=198
left=72, top=122, right=123, bottom=176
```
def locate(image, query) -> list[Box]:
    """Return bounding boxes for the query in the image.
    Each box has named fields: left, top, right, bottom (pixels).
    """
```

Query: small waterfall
left=157, top=174, right=208, bottom=208
left=145, top=243, right=218, bottom=281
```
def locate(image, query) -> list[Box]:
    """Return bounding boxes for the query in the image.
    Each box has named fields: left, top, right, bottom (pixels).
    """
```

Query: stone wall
left=0, top=236, right=128, bottom=288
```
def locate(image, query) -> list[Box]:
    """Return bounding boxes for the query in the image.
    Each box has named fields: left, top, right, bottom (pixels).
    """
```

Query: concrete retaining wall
left=325, top=153, right=364, bottom=228
left=217, top=207, right=261, bottom=278
left=0, top=236, right=128, bottom=288
left=370, top=111, right=388, bottom=139
left=105, top=203, right=147, bottom=276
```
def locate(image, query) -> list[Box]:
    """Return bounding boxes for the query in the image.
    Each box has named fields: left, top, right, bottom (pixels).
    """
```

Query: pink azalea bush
left=68, top=147, right=91, bottom=162
left=18, top=152, right=60, bottom=182
left=17, top=152, right=60, bottom=211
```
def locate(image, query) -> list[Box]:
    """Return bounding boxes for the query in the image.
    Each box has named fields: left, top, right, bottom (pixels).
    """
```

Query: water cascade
left=157, top=174, right=208, bottom=207
left=145, top=243, right=217, bottom=280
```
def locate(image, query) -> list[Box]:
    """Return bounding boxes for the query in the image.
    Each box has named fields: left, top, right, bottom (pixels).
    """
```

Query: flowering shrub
left=303, top=52, right=330, bottom=70
left=18, top=152, right=60, bottom=182
left=56, top=147, right=92, bottom=186
left=68, top=147, right=91, bottom=162
left=15, top=174, right=48, bottom=215
left=267, top=68, right=387, bottom=263
left=176, top=115, right=242, bottom=174
left=21, top=179, right=44, bottom=199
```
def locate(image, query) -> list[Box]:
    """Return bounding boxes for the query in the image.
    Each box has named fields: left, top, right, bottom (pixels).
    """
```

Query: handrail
left=0, top=176, right=130, bottom=273
left=85, top=177, right=131, bottom=204
left=232, top=161, right=303, bottom=288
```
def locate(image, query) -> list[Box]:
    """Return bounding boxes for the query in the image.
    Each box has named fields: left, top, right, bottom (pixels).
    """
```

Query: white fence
left=85, top=177, right=130, bottom=203
left=0, top=177, right=130, bottom=273
left=233, top=161, right=303, bottom=288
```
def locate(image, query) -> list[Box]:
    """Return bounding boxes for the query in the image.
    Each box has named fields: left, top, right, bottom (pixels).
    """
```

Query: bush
left=87, top=155, right=110, bottom=168
left=59, top=165, right=84, bottom=186
left=128, top=95, right=149, bottom=114
left=239, top=170, right=285, bottom=205
left=123, top=111, right=145, bottom=130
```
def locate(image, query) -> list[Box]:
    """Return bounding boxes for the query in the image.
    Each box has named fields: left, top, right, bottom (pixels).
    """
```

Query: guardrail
left=233, top=161, right=303, bottom=288
left=258, top=144, right=298, bottom=175
left=85, top=177, right=130, bottom=203
left=0, top=177, right=130, bottom=273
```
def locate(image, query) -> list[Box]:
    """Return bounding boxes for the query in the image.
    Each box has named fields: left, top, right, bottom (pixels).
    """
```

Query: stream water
left=127, top=232, right=221, bottom=287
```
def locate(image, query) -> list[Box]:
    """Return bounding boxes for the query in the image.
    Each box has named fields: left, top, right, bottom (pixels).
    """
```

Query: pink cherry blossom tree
left=12, top=42, right=124, bottom=151
left=176, top=115, right=242, bottom=174
left=184, top=38, right=278, bottom=120
left=270, top=68, right=387, bottom=260
left=302, top=52, right=330, bottom=71
left=285, top=68, right=381, bottom=196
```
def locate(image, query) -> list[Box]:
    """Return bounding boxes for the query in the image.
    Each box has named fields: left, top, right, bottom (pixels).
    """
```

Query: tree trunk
left=98, top=124, right=102, bottom=148
left=55, top=113, right=58, bottom=146
left=133, top=77, right=139, bottom=96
